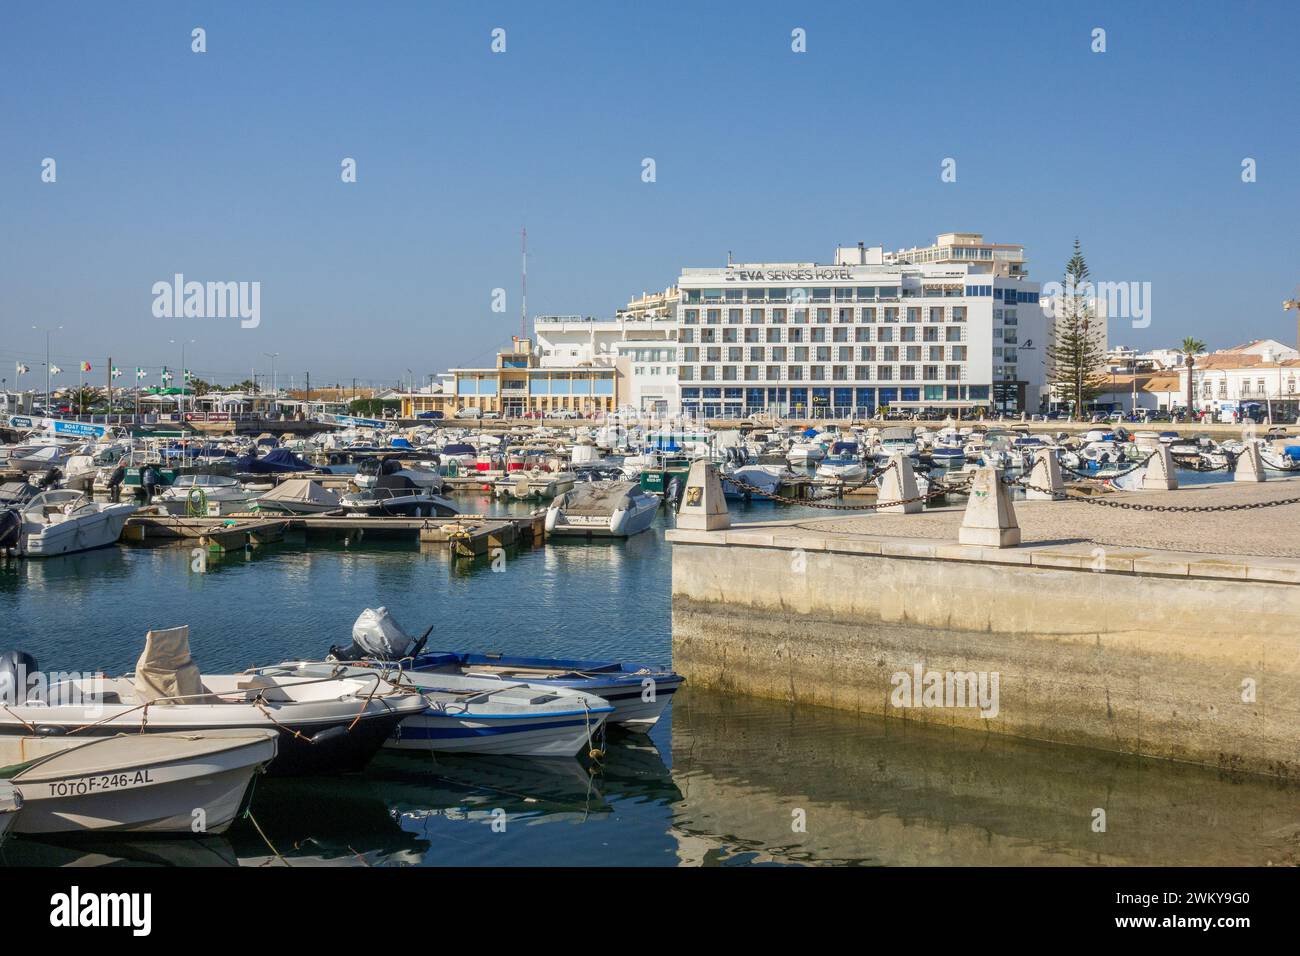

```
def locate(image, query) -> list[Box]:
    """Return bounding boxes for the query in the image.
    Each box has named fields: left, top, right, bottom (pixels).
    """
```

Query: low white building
left=533, top=311, right=679, bottom=413
left=1182, top=352, right=1300, bottom=422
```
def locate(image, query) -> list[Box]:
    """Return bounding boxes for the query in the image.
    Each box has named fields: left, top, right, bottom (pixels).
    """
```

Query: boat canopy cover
left=802, top=428, right=820, bottom=438
left=375, top=474, right=420, bottom=492
left=258, top=479, right=340, bottom=506
left=881, top=426, right=915, bottom=441
left=558, top=480, right=644, bottom=515
left=441, top=443, right=476, bottom=456
left=134, top=626, right=216, bottom=705
left=829, top=441, right=858, bottom=455
left=236, top=448, right=315, bottom=473
left=0, top=482, right=39, bottom=507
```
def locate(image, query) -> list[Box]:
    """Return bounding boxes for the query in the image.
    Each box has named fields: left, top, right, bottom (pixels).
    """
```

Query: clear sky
left=2, top=0, right=1297, bottom=390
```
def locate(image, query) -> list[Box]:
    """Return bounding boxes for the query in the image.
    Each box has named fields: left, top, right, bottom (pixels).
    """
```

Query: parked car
left=455, top=407, right=482, bottom=419
left=416, top=410, right=444, bottom=420
left=481, top=410, right=500, bottom=419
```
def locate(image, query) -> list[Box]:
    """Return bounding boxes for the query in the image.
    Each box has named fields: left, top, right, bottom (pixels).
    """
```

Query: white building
left=533, top=310, right=679, bottom=413
left=674, top=235, right=1048, bottom=417
left=1182, top=351, right=1300, bottom=422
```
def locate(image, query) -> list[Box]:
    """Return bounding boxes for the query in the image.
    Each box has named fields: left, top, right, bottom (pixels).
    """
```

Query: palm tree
left=1180, top=336, right=1206, bottom=419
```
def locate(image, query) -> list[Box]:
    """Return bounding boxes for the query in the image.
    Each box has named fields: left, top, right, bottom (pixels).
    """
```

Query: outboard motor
left=379, top=457, right=402, bottom=476
left=0, top=510, right=21, bottom=550
left=0, top=650, right=39, bottom=704
left=38, top=468, right=62, bottom=489
left=328, top=607, right=414, bottom=662
left=666, top=475, right=683, bottom=509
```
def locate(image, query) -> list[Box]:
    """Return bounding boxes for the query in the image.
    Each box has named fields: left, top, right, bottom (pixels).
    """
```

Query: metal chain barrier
left=1009, top=475, right=1300, bottom=513
left=1057, top=448, right=1157, bottom=482
left=721, top=461, right=961, bottom=511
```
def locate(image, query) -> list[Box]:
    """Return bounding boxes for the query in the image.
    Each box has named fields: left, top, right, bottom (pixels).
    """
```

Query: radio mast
left=521, top=227, right=528, bottom=344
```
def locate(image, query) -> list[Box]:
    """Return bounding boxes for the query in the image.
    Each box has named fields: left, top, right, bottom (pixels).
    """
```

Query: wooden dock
left=122, top=511, right=546, bottom=556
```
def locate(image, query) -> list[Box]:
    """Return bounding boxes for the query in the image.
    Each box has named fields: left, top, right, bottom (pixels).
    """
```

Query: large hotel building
left=674, top=233, right=1049, bottom=417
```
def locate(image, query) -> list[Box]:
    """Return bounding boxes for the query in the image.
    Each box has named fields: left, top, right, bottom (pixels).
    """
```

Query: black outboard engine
left=0, top=510, right=21, bottom=550
left=379, top=457, right=402, bottom=476
left=38, top=468, right=62, bottom=489
left=0, top=650, right=39, bottom=705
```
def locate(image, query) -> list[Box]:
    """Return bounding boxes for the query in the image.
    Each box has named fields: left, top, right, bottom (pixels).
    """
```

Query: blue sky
left=2, top=0, right=1297, bottom=389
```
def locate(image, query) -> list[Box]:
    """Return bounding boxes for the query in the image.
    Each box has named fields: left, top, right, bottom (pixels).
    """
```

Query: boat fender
left=308, top=725, right=349, bottom=746
left=0, top=510, right=20, bottom=550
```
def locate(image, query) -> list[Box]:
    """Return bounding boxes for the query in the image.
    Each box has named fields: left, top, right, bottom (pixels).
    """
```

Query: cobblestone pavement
left=768, top=477, right=1300, bottom=558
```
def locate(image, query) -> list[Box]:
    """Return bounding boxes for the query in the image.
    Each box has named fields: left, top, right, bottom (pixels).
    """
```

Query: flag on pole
left=15, top=363, right=29, bottom=375
left=161, top=367, right=173, bottom=384
left=49, top=365, right=62, bottom=375
left=135, top=367, right=146, bottom=381
left=80, top=361, right=92, bottom=372
left=111, top=366, right=122, bottom=380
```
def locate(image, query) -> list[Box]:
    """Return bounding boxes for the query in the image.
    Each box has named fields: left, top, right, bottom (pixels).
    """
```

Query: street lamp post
left=263, top=352, right=280, bottom=419
left=32, top=324, right=63, bottom=416
left=171, top=338, right=195, bottom=420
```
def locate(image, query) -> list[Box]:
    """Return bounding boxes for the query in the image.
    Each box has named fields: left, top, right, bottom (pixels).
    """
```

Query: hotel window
left=838, top=346, right=853, bottom=362
left=833, top=327, right=849, bottom=342
left=728, top=347, right=743, bottom=362
left=906, top=307, right=921, bottom=323
left=707, top=309, right=721, bottom=324
left=1003, top=349, right=1017, bottom=362
left=838, top=308, right=854, bottom=323
left=900, top=366, right=916, bottom=381
left=1004, top=332, right=1017, bottom=345
left=810, top=366, right=825, bottom=381
left=856, top=287, right=875, bottom=301
left=946, top=366, right=961, bottom=381
left=883, top=346, right=899, bottom=362
left=679, top=366, right=694, bottom=380
left=744, top=327, right=761, bottom=343
left=771, top=346, right=787, bottom=361
left=750, top=308, right=765, bottom=324
left=928, top=307, right=944, bottom=323
left=744, top=366, right=759, bottom=381
left=923, top=327, right=939, bottom=342
left=877, top=366, right=893, bottom=381
left=701, top=328, right=715, bottom=343
left=772, top=308, right=787, bottom=323
left=952, top=307, right=967, bottom=322
left=855, top=327, right=871, bottom=342
left=684, top=309, right=699, bottom=324
left=950, top=346, right=967, bottom=361
left=815, top=346, right=831, bottom=362
left=723, top=327, right=739, bottom=343
left=766, top=366, right=781, bottom=381
left=727, top=308, right=743, bottom=324
left=878, top=286, right=899, bottom=299
left=906, top=346, right=921, bottom=362
left=794, top=346, right=809, bottom=362
left=746, top=288, right=766, bottom=302
left=769, top=288, right=788, bottom=303
left=684, top=290, right=702, bottom=304
left=877, top=327, right=893, bottom=343
left=811, top=327, right=826, bottom=343
left=680, top=329, right=694, bottom=343
left=816, top=308, right=831, bottom=323
left=855, top=365, right=871, bottom=379
left=788, top=328, right=804, bottom=342
left=766, top=328, right=781, bottom=342
left=684, top=347, right=699, bottom=362
left=945, top=327, right=963, bottom=342
left=834, top=287, right=852, bottom=302
left=792, top=309, right=808, bottom=324
left=883, top=308, right=899, bottom=322
left=833, top=365, right=849, bottom=381
left=722, top=366, right=737, bottom=381
left=787, top=366, right=803, bottom=380
left=993, top=328, right=1003, bottom=340
left=900, top=327, right=916, bottom=342
left=860, top=346, right=876, bottom=362
left=725, top=289, right=745, bottom=304
left=812, top=288, right=831, bottom=303
left=923, top=365, right=939, bottom=380
left=748, top=347, right=765, bottom=361
left=701, top=367, right=716, bottom=381
left=706, top=347, right=721, bottom=362
left=1003, top=314, right=1017, bottom=325
left=862, top=308, right=876, bottom=323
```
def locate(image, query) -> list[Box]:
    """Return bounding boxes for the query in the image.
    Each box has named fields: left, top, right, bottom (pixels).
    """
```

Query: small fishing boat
left=155, top=473, right=258, bottom=516
left=0, top=730, right=277, bottom=835
left=0, top=629, right=427, bottom=776
left=327, top=608, right=684, bottom=732
left=0, top=489, right=136, bottom=558
left=545, top=480, right=660, bottom=537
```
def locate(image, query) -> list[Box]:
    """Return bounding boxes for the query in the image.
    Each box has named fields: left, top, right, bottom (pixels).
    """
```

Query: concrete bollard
left=1025, top=448, right=1064, bottom=500
left=959, top=465, right=1021, bottom=547
left=879, top=452, right=922, bottom=514
left=1234, top=443, right=1266, bottom=482
left=676, top=460, right=731, bottom=531
left=1140, top=444, right=1178, bottom=490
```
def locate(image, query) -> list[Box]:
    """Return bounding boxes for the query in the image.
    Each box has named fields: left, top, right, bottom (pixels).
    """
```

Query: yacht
left=339, top=475, right=458, bottom=517
left=545, top=480, right=661, bottom=537
left=155, top=473, right=259, bottom=516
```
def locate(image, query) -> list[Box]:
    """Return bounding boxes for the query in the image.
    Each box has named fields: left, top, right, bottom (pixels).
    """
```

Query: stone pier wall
left=669, top=529, right=1300, bottom=778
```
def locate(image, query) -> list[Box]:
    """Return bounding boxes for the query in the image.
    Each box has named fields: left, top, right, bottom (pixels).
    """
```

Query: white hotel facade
left=675, top=235, right=1049, bottom=418
left=531, top=234, right=1051, bottom=418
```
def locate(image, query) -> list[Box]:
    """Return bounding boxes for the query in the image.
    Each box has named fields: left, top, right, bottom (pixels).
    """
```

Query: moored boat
left=545, top=480, right=660, bottom=537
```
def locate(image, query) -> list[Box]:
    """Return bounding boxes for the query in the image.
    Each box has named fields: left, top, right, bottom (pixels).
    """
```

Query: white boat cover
left=257, top=479, right=340, bottom=507
left=558, top=480, right=642, bottom=515
left=134, top=626, right=216, bottom=705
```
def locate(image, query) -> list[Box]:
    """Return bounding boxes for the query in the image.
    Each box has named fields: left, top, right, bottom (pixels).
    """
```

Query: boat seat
left=134, top=626, right=219, bottom=705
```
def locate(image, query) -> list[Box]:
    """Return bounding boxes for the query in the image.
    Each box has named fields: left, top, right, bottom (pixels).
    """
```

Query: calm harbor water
left=3, top=474, right=1297, bottom=867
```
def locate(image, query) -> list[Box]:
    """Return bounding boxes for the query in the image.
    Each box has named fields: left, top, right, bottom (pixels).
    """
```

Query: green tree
left=70, top=385, right=104, bottom=414
left=1180, top=336, right=1207, bottom=418
left=188, top=377, right=212, bottom=397
left=1045, top=239, right=1108, bottom=419
left=349, top=398, right=401, bottom=417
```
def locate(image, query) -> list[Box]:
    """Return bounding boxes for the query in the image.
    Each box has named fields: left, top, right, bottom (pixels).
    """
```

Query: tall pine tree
left=1045, top=239, right=1107, bottom=418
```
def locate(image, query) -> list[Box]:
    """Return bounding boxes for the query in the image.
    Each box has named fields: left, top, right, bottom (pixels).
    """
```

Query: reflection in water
left=667, top=688, right=1300, bottom=866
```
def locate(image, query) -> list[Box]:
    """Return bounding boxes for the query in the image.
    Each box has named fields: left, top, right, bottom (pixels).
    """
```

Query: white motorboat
left=155, top=473, right=258, bottom=516
left=786, top=441, right=827, bottom=464
left=352, top=458, right=446, bottom=492
left=0, top=628, right=427, bottom=776
left=721, top=463, right=786, bottom=500
left=545, top=480, right=660, bottom=537
left=0, top=489, right=136, bottom=558
left=0, top=730, right=277, bottom=835
left=493, top=470, right=577, bottom=501
left=253, top=478, right=342, bottom=514
left=256, top=662, right=613, bottom=758
left=339, top=475, right=458, bottom=517
left=7, top=442, right=73, bottom=474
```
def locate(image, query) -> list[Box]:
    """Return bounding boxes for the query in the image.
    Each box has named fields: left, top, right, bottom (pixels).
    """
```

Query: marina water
left=2, top=478, right=1297, bottom=866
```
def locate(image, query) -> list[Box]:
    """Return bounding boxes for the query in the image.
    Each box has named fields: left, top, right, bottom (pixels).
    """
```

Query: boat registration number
left=44, top=770, right=155, bottom=797
left=564, top=515, right=606, bottom=525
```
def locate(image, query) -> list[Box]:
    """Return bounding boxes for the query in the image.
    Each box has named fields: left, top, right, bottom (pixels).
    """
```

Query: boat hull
left=16, top=503, right=136, bottom=558
left=386, top=712, right=602, bottom=757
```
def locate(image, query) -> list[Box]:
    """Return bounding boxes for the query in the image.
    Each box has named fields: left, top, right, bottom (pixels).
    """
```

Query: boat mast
left=521, top=226, right=528, bottom=345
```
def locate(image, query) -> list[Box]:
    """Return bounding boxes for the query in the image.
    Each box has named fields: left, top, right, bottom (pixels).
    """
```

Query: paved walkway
left=741, top=476, right=1300, bottom=558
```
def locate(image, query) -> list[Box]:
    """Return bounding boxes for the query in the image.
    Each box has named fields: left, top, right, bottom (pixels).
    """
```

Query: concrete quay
left=667, top=476, right=1300, bottom=779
